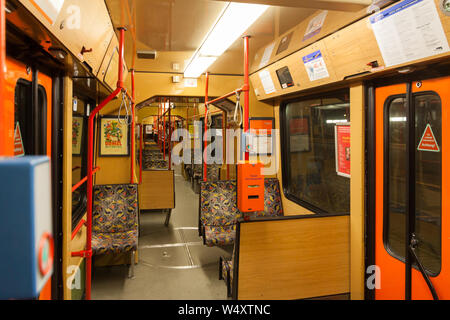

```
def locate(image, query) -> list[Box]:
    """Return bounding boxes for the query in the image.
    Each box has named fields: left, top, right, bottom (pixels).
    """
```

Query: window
left=72, top=96, right=95, bottom=227
left=384, top=92, right=442, bottom=275
left=14, top=79, right=47, bottom=155
left=281, top=90, right=350, bottom=213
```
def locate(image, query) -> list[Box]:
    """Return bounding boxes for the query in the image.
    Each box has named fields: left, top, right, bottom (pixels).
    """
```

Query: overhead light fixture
left=184, top=2, right=269, bottom=78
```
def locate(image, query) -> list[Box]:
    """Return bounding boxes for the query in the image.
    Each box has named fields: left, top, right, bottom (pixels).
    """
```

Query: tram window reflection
left=281, top=90, right=350, bottom=213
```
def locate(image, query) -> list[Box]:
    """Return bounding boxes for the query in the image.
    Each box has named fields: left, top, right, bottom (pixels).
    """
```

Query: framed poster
left=289, top=117, right=310, bottom=153
left=249, top=117, right=274, bottom=155
left=72, top=116, right=85, bottom=155
left=145, top=125, right=153, bottom=134
left=99, top=116, right=130, bottom=156
left=335, top=123, right=350, bottom=178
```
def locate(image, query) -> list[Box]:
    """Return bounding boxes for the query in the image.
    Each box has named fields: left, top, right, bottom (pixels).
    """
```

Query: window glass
left=414, top=93, right=441, bottom=275
left=282, top=91, right=350, bottom=213
left=385, top=93, right=442, bottom=275
left=386, top=96, right=407, bottom=259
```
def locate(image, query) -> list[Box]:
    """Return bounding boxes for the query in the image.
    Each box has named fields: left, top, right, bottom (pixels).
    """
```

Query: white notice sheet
left=259, top=70, right=276, bottom=95
left=258, top=43, right=276, bottom=69
left=370, top=0, right=449, bottom=67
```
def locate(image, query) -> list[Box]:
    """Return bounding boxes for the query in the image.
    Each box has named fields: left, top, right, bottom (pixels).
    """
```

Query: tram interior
left=0, top=0, right=450, bottom=302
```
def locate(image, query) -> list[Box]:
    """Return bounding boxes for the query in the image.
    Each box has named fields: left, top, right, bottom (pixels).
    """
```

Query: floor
left=91, top=165, right=232, bottom=300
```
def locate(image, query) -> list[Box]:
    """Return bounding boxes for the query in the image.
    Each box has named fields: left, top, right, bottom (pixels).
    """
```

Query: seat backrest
left=200, top=180, right=241, bottom=226
left=205, top=164, right=221, bottom=181
left=257, top=178, right=284, bottom=217
left=93, top=184, right=139, bottom=233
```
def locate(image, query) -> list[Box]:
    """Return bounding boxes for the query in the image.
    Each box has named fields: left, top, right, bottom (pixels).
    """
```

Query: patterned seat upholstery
left=205, top=164, right=221, bottom=181
left=92, top=184, right=139, bottom=256
left=217, top=178, right=284, bottom=295
left=204, top=225, right=236, bottom=246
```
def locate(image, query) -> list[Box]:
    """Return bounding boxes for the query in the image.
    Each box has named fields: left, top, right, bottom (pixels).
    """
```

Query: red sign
left=335, top=124, right=350, bottom=178
left=417, top=124, right=440, bottom=152
left=14, top=123, right=25, bottom=157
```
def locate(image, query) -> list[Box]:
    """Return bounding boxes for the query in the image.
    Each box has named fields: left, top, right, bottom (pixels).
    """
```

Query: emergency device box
left=237, top=161, right=265, bottom=212
left=0, top=156, right=53, bottom=299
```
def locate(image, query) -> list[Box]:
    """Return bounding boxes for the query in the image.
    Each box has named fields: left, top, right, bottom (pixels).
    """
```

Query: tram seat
left=217, top=178, right=284, bottom=296
left=91, top=184, right=139, bottom=278
left=199, top=178, right=283, bottom=247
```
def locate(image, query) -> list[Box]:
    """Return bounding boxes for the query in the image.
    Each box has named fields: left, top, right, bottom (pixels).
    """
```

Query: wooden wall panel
left=237, top=215, right=350, bottom=300
left=139, top=170, right=175, bottom=210
left=251, top=0, right=450, bottom=101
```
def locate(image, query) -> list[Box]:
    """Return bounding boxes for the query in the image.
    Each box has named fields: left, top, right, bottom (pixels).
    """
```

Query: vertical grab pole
left=130, top=69, right=136, bottom=184
left=168, top=98, right=172, bottom=170
left=243, top=36, right=250, bottom=161
left=0, top=0, right=7, bottom=156
left=203, top=72, right=209, bottom=182
left=163, top=101, right=166, bottom=160
left=86, top=27, right=126, bottom=300
left=139, top=124, right=143, bottom=184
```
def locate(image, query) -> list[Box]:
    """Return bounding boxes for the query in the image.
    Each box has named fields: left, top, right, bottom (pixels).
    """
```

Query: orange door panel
left=375, top=76, right=450, bottom=300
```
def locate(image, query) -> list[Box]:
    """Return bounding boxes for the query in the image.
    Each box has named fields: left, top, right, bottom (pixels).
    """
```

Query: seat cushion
left=200, top=181, right=241, bottom=226
left=93, top=184, right=139, bottom=233
left=221, top=259, right=233, bottom=281
left=204, top=224, right=236, bottom=247
left=92, top=230, right=138, bottom=255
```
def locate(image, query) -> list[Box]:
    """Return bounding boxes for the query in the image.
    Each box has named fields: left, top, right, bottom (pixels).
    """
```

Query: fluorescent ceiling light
left=184, top=56, right=218, bottom=78
left=184, top=2, right=269, bottom=78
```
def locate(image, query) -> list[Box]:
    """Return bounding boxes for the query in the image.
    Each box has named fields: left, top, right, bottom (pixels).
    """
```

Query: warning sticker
left=417, top=124, right=440, bottom=152
left=14, top=122, right=25, bottom=157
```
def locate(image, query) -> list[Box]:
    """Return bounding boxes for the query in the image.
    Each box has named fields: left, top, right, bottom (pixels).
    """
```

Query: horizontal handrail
left=71, top=167, right=100, bottom=193
left=205, top=87, right=245, bottom=106
left=71, top=219, right=86, bottom=241
left=72, top=166, right=81, bottom=171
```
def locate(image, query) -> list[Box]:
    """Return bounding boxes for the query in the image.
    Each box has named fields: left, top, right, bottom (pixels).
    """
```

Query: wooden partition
left=234, top=214, right=350, bottom=300
left=139, top=170, right=175, bottom=210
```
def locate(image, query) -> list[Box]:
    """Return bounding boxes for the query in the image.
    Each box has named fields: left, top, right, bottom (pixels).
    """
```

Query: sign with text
left=335, top=123, right=350, bottom=178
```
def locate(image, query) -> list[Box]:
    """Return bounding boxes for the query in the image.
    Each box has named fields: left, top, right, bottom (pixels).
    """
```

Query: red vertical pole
left=130, top=69, right=136, bottom=184
left=158, top=99, right=161, bottom=149
left=0, top=0, right=7, bottom=156
left=168, top=98, right=172, bottom=170
left=86, top=27, right=126, bottom=300
left=163, top=102, right=166, bottom=160
left=139, top=124, right=143, bottom=184
left=203, top=72, right=209, bottom=182
left=243, top=36, right=250, bottom=162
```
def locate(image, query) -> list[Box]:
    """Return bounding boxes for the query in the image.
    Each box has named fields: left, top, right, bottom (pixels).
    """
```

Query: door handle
left=409, top=233, right=439, bottom=300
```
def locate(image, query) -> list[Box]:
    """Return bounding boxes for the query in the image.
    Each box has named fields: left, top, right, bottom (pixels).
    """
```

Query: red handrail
left=203, top=72, right=209, bottom=182
left=130, top=68, right=136, bottom=184
left=83, top=27, right=128, bottom=300
left=71, top=219, right=86, bottom=241
left=167, top=98, right=172, bottom=170
left=71, top=167, right=100, bottom=193
left=0, top=0, right=5, bottom=155
left=139, top=124, right=143, bottom=184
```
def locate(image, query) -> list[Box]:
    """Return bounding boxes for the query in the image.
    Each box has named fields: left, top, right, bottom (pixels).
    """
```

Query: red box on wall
left=237, top=161, right=265, bottom=213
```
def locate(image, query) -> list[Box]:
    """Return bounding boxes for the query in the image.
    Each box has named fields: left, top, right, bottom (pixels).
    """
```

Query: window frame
left=383, top=91, right=443, bottom=277
left=279, top=89, right=350, bottom=214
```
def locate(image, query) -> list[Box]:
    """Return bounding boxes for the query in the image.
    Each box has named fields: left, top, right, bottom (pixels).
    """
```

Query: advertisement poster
left=72, top=116, right=84, bottom=155
left=249, top=118, right=274, bottom=155
left=289, top=117, right=310, bottom=152
left=99, top=117, right=129, bottom=156
left=335, top=123, right=351, bottom=178
left=370, top=0, right=449, bottom=67
left=145, top=125, right=153, bottom=134
left=303, top=50, right=330, bottom=82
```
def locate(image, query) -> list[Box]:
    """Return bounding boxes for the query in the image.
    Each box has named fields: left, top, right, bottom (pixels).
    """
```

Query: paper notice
left=259, top=70, right=276, bottom=94
left=302, top=50, right=330, bottom=81
left=370, top=0, right=450, bottom=67
left=303, top=11, right=328, bottom=41
left=258, top=43, right=275, bottom=69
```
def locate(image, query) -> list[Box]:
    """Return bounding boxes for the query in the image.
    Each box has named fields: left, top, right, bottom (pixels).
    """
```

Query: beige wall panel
left=250, top=4, right=391, bottom=73
left=237, top=215, right=350, bottom=300
left=139, top=170, right=175, bottom=210
left=252, top=0, right=450, bottom=102
left=19, top=0, right=114, bottom=76
left=350, top=83, right=365, bottom=300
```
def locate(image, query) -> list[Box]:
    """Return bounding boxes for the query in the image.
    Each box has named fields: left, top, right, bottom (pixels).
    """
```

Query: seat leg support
left=128, top=250, right=136, bottom=279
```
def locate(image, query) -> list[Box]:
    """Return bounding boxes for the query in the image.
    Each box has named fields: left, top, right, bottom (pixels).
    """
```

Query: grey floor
left=91, top=165, right=232, bottom=300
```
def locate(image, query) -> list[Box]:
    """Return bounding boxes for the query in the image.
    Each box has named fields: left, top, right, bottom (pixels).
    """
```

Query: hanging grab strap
left=118, top=89, right=131, bottom=125
left=234, top=92, right=243, bottom=126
